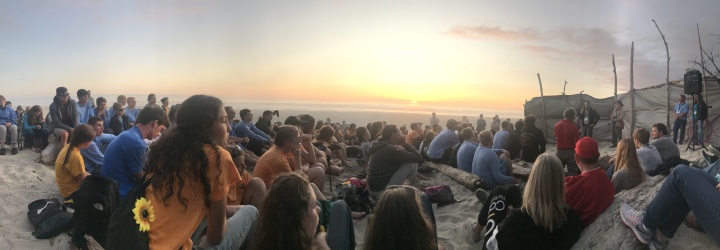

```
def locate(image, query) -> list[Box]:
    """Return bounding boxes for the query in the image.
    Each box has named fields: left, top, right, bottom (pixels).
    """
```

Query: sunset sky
left=1, top=0, right=718, bottom=112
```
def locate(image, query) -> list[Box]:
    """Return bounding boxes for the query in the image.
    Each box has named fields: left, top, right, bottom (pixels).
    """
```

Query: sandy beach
left=1, top=140, right=717, bottom=249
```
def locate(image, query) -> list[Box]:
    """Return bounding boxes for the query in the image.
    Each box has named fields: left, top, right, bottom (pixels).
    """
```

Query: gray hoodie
left=367, top=140, right=422, bottom=192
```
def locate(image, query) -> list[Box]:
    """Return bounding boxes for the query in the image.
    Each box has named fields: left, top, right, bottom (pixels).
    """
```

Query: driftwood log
left=424, top=162, right=483, bottom=190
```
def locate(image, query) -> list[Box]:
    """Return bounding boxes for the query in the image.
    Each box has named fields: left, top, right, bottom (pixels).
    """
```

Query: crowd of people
left=2, top=86, right=719, bottom=249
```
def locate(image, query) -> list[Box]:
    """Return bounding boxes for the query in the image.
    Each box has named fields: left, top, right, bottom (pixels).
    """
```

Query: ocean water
left=10, top=95, right=523, bottom=127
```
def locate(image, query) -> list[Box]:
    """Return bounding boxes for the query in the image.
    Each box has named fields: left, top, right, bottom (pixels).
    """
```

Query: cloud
left=445, top=25, right=542, bottom=41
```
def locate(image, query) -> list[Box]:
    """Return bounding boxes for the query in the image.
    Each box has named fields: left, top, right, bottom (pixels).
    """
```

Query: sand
left=1, top=140, right=716, bottom=249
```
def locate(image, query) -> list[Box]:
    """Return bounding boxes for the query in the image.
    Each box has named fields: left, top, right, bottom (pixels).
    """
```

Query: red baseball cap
left=575, top=136, right=600, bottom=159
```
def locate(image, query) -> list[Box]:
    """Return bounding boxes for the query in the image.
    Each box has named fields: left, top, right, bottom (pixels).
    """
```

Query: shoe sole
left=620, top=208, right=649, bottom=244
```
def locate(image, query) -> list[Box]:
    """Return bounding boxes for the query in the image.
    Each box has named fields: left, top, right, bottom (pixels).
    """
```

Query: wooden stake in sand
left=630, top=42, right=635, bottom=132
left=653, top=19, right=671, bottom=130
left=613, top=54, right=618, bottom=103
left=537, top=73, right=548, bottom=140
left=697, top=23, right=708, bottom=99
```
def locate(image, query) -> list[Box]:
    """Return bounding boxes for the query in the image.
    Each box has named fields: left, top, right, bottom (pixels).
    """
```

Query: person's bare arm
left=295, top=148, right=303, bottom=173
left=206, top=199, right=228, bottom=245
left=301, top=135, right=316, bottom=163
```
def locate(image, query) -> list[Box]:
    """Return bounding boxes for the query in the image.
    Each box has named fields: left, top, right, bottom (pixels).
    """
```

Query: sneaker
left=702, top=150, right=719, bottom=166
left=709, top=144, right=720, bottom=158
left=649, top=233, right=669, bottom=250
left=0, top=148, right=5, bottom=155
left=465, top=218, right=482, bottom=243
left=475, top=188, right=488, bottom=202
left=620, top=203, right=652, bottom=244
left=11, top=148, right=17, bottom=155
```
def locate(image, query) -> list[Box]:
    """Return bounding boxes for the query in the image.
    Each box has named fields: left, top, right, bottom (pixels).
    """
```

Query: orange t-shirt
left=406, top=129, right=422, bottom=144
left=146, top=145, right=241, bottom=250
left=253, top=146, right=294, bottom=189
left=227, top=169, right=252, bottom=205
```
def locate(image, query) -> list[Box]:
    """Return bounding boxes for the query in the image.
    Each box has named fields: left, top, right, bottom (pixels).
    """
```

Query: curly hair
left=146, top=95, right=224, bottom=209
left=251, top=172, right=313, bottom=250
left=316, top=126, right=334, bottom=142
left=28, top=105, right=43, bottom=126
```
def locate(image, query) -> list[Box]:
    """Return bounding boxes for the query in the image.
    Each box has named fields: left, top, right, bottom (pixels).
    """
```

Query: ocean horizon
left=9, top=95, right=524, bottom=127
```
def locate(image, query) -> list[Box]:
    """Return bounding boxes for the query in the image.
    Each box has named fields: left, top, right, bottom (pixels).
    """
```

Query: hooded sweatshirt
left=48, top=96, right=78, bottom=132
left=367, top=141, right=422, bottom=192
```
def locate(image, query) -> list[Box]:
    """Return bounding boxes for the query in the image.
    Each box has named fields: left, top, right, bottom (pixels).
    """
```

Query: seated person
left=472, top=130, right=517, bottom=190
left=55, top=124, right=95, bottom=207
left=564, top=137, right=615, bottom=227
left=405, top=122, right=425, bottom=150
left=284, top=115, right=329, bottom=173
left=75, top=89, right=94, bottom=124
left=650, top=123, right=680, bottom=162
left=634, top=128, right=663, bottom=174
left=253, top=125, right=325, bottom=190
left=468, top=153, right=582, bottom=248
left=504, top=120, right=524, bottom=160
left=419, top=131, right=436, bottom=161
left=609, top=138, right=647, bottom=194
left=364, top=185, right=440, bottom=250
left=345, top=123, right=357, bottom=145
left=108, top=102, right=131, bottom=136
left=225, top=145, right=267, bottom=208
left=251, top=172, right=355, bottom=250
left=255, top=110, right=277, bottom=138
left=48, top=87, right=79, bottom=148
left=367, top=124, right=423, bottom=199
left=139, top=95, right=256, bottom=249
left=80, top=117, right=116, bottom=174
left=356, top=127, right=372, bottom=167
left=0, top=95, right=19, bottom=155
left=92, top=97, right=111, bottom=133
left=492, top=121, right=511, bottom=150
left=124, top=97, right=140, bottom=124
left=520, top=115, right=546, bottom=163
left=314, top=126, right=345, bottom=173
left=233, top=109, right=273, bottom=156
left=22, top=105, right=49, bottom=152
left=456, top=128, right=479, bottom=173
left=101, top=107, right=168, bottom=198
left=426, top=119, right=459, bottom=164
left=621, top=165, right=720, bottom=249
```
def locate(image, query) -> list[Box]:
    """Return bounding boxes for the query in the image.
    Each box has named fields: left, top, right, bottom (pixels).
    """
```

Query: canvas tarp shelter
left=524, top=79, right=720, bottom=145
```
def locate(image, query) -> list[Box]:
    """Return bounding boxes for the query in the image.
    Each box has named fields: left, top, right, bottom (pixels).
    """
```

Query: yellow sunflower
left=132, top=197, right=155, bottom=232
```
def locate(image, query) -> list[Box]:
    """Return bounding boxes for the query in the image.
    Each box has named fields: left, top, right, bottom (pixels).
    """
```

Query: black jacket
left=697, top=101, right=709, bottom=121
left=578, top=107, right=600, bottom=126
left=367, top=141, right=422, bottom=192
left=48, top=96, right=78, bottom=132
left=109, top=114, right=131, bottom=136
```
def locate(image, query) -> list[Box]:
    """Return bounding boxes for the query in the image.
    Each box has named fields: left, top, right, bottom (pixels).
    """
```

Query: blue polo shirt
left=457, top=141, right=478, bottom=173
left=76, top=102, right=94, bottom=124
left=472, top=145, right=514, bottom=190
left=101, top=126, right=147, bottom=198
left=492, top=130, right=510, bottom=150
left=426, top=128, right=459, bottom=159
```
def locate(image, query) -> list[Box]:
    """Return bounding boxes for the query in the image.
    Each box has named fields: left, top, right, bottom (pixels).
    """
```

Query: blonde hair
left=478, top=130, right=493, bottom=147
left=522, top=153, right=567, bottom=232
left=613, top=138, right=645, bottom=187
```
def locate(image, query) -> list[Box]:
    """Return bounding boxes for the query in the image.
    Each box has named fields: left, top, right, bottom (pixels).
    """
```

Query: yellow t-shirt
left=253, top=146, right=293, bottom=189
left=227, top=169, right=252, bottom=206
left=55, top=145, right=86, bottom=198
left=146, top=145, right=241, bottom=250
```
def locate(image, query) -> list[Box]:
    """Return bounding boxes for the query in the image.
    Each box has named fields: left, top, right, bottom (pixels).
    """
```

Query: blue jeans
left=673, top=119, right=687, bottom=144
left=643, top=165, right=720, bottom=246
left=194, top=205, right=258, bottom=250
left=695, top=120, right=704, bottom=144
left=326, top=200, right=356, bottom=250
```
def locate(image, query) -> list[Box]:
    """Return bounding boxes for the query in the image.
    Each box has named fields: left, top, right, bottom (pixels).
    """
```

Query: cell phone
left=715, top=173, right=720, bottom=183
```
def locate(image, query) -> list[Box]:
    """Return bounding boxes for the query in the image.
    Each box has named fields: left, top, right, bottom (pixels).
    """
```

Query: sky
left=1, top=0, right=719, bottom=113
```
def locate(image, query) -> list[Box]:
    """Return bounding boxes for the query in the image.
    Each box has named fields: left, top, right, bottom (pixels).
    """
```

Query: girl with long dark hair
left=55, top=124, right=95, bottom=207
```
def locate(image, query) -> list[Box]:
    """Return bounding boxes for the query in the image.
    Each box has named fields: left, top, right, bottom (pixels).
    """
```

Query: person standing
left=672, top=95, right=689, bottom=145
left=693, top=94, right=709, bottom=145
left=610, top=101, right=625, bottom=147
left=555, top=108, right=580, bottom=175
left=578, top=101, right=600, bottom=138
left=430, top=112, right=439, bottom=126
left=476, top=114, right=486, bottom=131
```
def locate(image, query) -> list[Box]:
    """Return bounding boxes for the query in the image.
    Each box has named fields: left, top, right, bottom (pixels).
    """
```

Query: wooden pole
left=537, top=73, right=548, bottom=141
left=630, top=42, right=635, bottom=133
left=613, top=54, right=618, bottom=103
left=653, top=19, right=671, bottom=130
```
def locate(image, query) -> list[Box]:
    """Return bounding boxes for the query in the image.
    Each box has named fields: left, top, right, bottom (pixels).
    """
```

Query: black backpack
left=70, top=175, right=119, bottom=250
left=27, top=198, right=73, bottom=239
